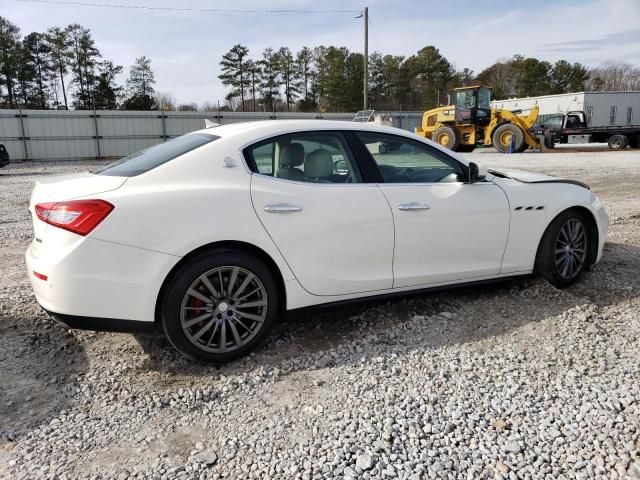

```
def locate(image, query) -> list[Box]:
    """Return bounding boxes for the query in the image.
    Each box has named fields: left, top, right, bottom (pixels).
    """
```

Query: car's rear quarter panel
left=85, top=141, right=297, bottom=314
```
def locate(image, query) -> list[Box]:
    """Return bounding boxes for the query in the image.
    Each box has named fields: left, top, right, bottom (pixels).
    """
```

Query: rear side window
left=95, top=133, right=219, bottom=177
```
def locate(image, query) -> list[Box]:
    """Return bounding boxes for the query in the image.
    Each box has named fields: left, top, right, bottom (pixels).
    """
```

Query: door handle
left=398, top=203, right=431, bottom=211
left=264, top=204, right=303, bottom=213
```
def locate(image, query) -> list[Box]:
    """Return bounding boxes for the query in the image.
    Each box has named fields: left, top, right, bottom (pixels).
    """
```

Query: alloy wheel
left=554, top=218, right=587, bottom=279
left=180, top=266, right=268, bottom=353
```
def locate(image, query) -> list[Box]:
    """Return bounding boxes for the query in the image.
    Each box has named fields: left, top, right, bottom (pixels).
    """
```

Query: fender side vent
left=514, top=205, right=545, bottom=211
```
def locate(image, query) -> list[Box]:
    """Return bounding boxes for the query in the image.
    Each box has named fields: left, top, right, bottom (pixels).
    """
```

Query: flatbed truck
left=530, top=111, right=640, bottom=150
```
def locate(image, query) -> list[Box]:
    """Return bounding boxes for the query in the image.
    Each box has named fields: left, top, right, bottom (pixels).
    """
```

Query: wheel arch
left=154, top=240, right=287, bottom=324
left=535, top=205, right=599, bottom=272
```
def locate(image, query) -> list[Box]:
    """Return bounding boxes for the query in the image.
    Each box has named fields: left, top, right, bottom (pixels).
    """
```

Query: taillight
left=33, top=271, right=48, bottom=281
left=35, top=200, right=114, bottom=236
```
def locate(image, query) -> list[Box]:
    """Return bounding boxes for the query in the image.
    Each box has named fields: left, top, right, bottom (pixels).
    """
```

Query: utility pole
left=363, top=6, right=368, bottom=110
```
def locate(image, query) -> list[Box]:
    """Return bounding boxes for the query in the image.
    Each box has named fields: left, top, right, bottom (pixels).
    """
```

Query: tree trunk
left=60, top=66, right=68, bottom=109
left=74, top=44, right=86, bottom=107
left=239, top=67, right=245, bottom=112
left=36, top=61, right=46, bottom=109
left=285, top=73, right=290, bottom=111
left=251, top=71, right=256, bottom=111
left=4, top=76, right=14, bottom=108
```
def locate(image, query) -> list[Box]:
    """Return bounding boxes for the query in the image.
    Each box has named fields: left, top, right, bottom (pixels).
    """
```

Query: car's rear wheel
left=536, top=210, right=590, bottom=288
left=160, top=250, right=279, bottom=363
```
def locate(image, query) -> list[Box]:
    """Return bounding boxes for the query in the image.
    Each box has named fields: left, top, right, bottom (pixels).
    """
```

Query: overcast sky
left=4, top=0, right=640, bottom=105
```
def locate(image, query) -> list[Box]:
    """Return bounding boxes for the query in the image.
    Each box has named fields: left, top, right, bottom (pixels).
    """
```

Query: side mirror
left=468, top=162, right=487, bottom=182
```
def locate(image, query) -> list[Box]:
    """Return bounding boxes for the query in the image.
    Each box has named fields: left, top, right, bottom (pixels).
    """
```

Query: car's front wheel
left=160, top=250, right=279, bottom=363
left=536, top=210, right=590, bottom=288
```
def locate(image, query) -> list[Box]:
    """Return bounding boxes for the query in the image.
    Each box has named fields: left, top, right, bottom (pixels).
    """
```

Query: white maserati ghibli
left=26, top=120, right=608, bottom=363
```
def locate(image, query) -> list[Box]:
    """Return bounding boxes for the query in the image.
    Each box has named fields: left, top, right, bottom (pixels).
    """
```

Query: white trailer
left=492, top=91, right=640, bottom=128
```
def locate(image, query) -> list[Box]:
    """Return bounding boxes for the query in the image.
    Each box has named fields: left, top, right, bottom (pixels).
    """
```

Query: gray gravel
left=0, top=150, right=639, bottom=479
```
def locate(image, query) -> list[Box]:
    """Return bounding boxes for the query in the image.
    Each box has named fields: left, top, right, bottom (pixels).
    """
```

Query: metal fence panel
left=0, top=113, right=22, bottom=137
left=0, top=109, right=423, bottom=162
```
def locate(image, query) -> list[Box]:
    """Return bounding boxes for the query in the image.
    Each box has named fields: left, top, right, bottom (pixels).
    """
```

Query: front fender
left=493, top=179, right=607, bottom=274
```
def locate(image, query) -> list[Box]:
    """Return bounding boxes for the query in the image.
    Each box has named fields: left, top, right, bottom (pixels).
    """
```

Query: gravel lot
left=1, top=148, right=639, bottom=480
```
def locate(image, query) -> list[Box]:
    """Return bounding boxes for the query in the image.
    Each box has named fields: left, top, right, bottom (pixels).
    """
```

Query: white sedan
left=26, top=120, right=608, bottom=363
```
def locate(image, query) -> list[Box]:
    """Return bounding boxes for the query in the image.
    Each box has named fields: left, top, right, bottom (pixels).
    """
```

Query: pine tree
left=93, top=61, right=122, bottom=109
left=46, top=26, right=72, bottom=109
left=22, top=32, right=52, bottom=108
left=0, top=16, right=21, bottom=107
left=15, top=43, right=37, bottom=106
left=124, top=56, right=155, bottom=110
left=218, top=44, right=250, bottom=111
left=258, top=48, right=281, bottom=112
left=296, top=46, right=314, bottom=111
left=67, top=24, right=101, bottom=109
left=245, top=60, right=261, bottom=111
left=275, top=47, right=300, bottom=111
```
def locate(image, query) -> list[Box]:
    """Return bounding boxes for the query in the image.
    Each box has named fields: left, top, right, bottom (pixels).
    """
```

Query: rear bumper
left=26, top=235, right=180, bottom=325
left=44, top=308, right=156, bottom=333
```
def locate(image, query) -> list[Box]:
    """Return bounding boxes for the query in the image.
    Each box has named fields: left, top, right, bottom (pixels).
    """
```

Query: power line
left=17, top=0, right=362, bottom=14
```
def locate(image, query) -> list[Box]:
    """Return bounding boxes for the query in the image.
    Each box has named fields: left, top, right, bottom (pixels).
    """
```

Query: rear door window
left=244, top=131, right=361, bottom=184
left=95, top=133, right=219, bottom=177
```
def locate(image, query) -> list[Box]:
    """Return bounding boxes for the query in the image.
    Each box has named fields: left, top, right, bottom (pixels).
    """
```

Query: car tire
left=160, top=250, right=279, bottom=363
left=535, top=210, right=590, bottom=288
left=433, top=126, right=460, bottom=150
left=492, top=123, right=525, bottom=153
left=608, top=134, right=628, bottom=149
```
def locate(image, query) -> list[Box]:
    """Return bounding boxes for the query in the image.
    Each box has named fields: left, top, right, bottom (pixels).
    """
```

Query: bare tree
left=154, top=90, right=176, bottom=110
left=586, top=62, right=640, bottom=91
left=177, top=102, right=197, bottom=111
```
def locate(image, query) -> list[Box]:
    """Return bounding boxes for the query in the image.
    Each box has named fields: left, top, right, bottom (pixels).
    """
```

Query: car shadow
left=137, top=241, right=639, bottom=378
left=0, top=309, right=89, bottom=444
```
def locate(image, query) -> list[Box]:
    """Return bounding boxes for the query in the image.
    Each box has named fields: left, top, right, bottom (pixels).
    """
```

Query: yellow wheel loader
left=415, top=85, right=540, bottom=153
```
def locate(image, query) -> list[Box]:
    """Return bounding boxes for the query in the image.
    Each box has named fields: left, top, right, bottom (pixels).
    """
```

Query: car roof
left=191, top=120, right=469, bottom=165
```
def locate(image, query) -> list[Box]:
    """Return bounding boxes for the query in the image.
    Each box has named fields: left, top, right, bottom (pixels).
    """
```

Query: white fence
left=0, top=109, right=423, bottom=162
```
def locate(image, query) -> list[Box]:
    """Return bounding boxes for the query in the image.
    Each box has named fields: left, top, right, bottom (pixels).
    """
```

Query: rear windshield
left=95, top=133, right=219, bottom=177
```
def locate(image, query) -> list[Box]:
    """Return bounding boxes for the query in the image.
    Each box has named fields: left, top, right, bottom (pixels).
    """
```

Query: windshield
left=540, top=116, right=563, bottom=129
left=95, top=133, right=219, bottom=177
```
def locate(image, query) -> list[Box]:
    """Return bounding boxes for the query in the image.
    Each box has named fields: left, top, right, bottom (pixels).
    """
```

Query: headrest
left=305, top=149, right=334, bottom=178
left=279, top=143, right=305, bottom=168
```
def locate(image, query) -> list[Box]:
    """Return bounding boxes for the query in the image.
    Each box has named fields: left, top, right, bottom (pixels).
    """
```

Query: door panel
left=251, top=176, right=394, bottom=295
left=348, top=129, right=510, bottom=287
left=379, top=183, right=510, bottom=287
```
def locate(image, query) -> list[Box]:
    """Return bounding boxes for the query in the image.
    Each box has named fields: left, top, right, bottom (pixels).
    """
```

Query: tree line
left=0, top=16, right=156, bottom=110
left=220, top=43, right=640, bottom=112
left=2, top=14, right=639, bottom=112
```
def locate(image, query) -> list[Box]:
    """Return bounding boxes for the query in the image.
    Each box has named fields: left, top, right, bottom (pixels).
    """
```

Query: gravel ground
left=0, top=149, right=639, bottom=480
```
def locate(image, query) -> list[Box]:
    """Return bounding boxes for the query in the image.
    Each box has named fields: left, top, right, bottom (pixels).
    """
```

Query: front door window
left=353, top=131, right=466, bottom=183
